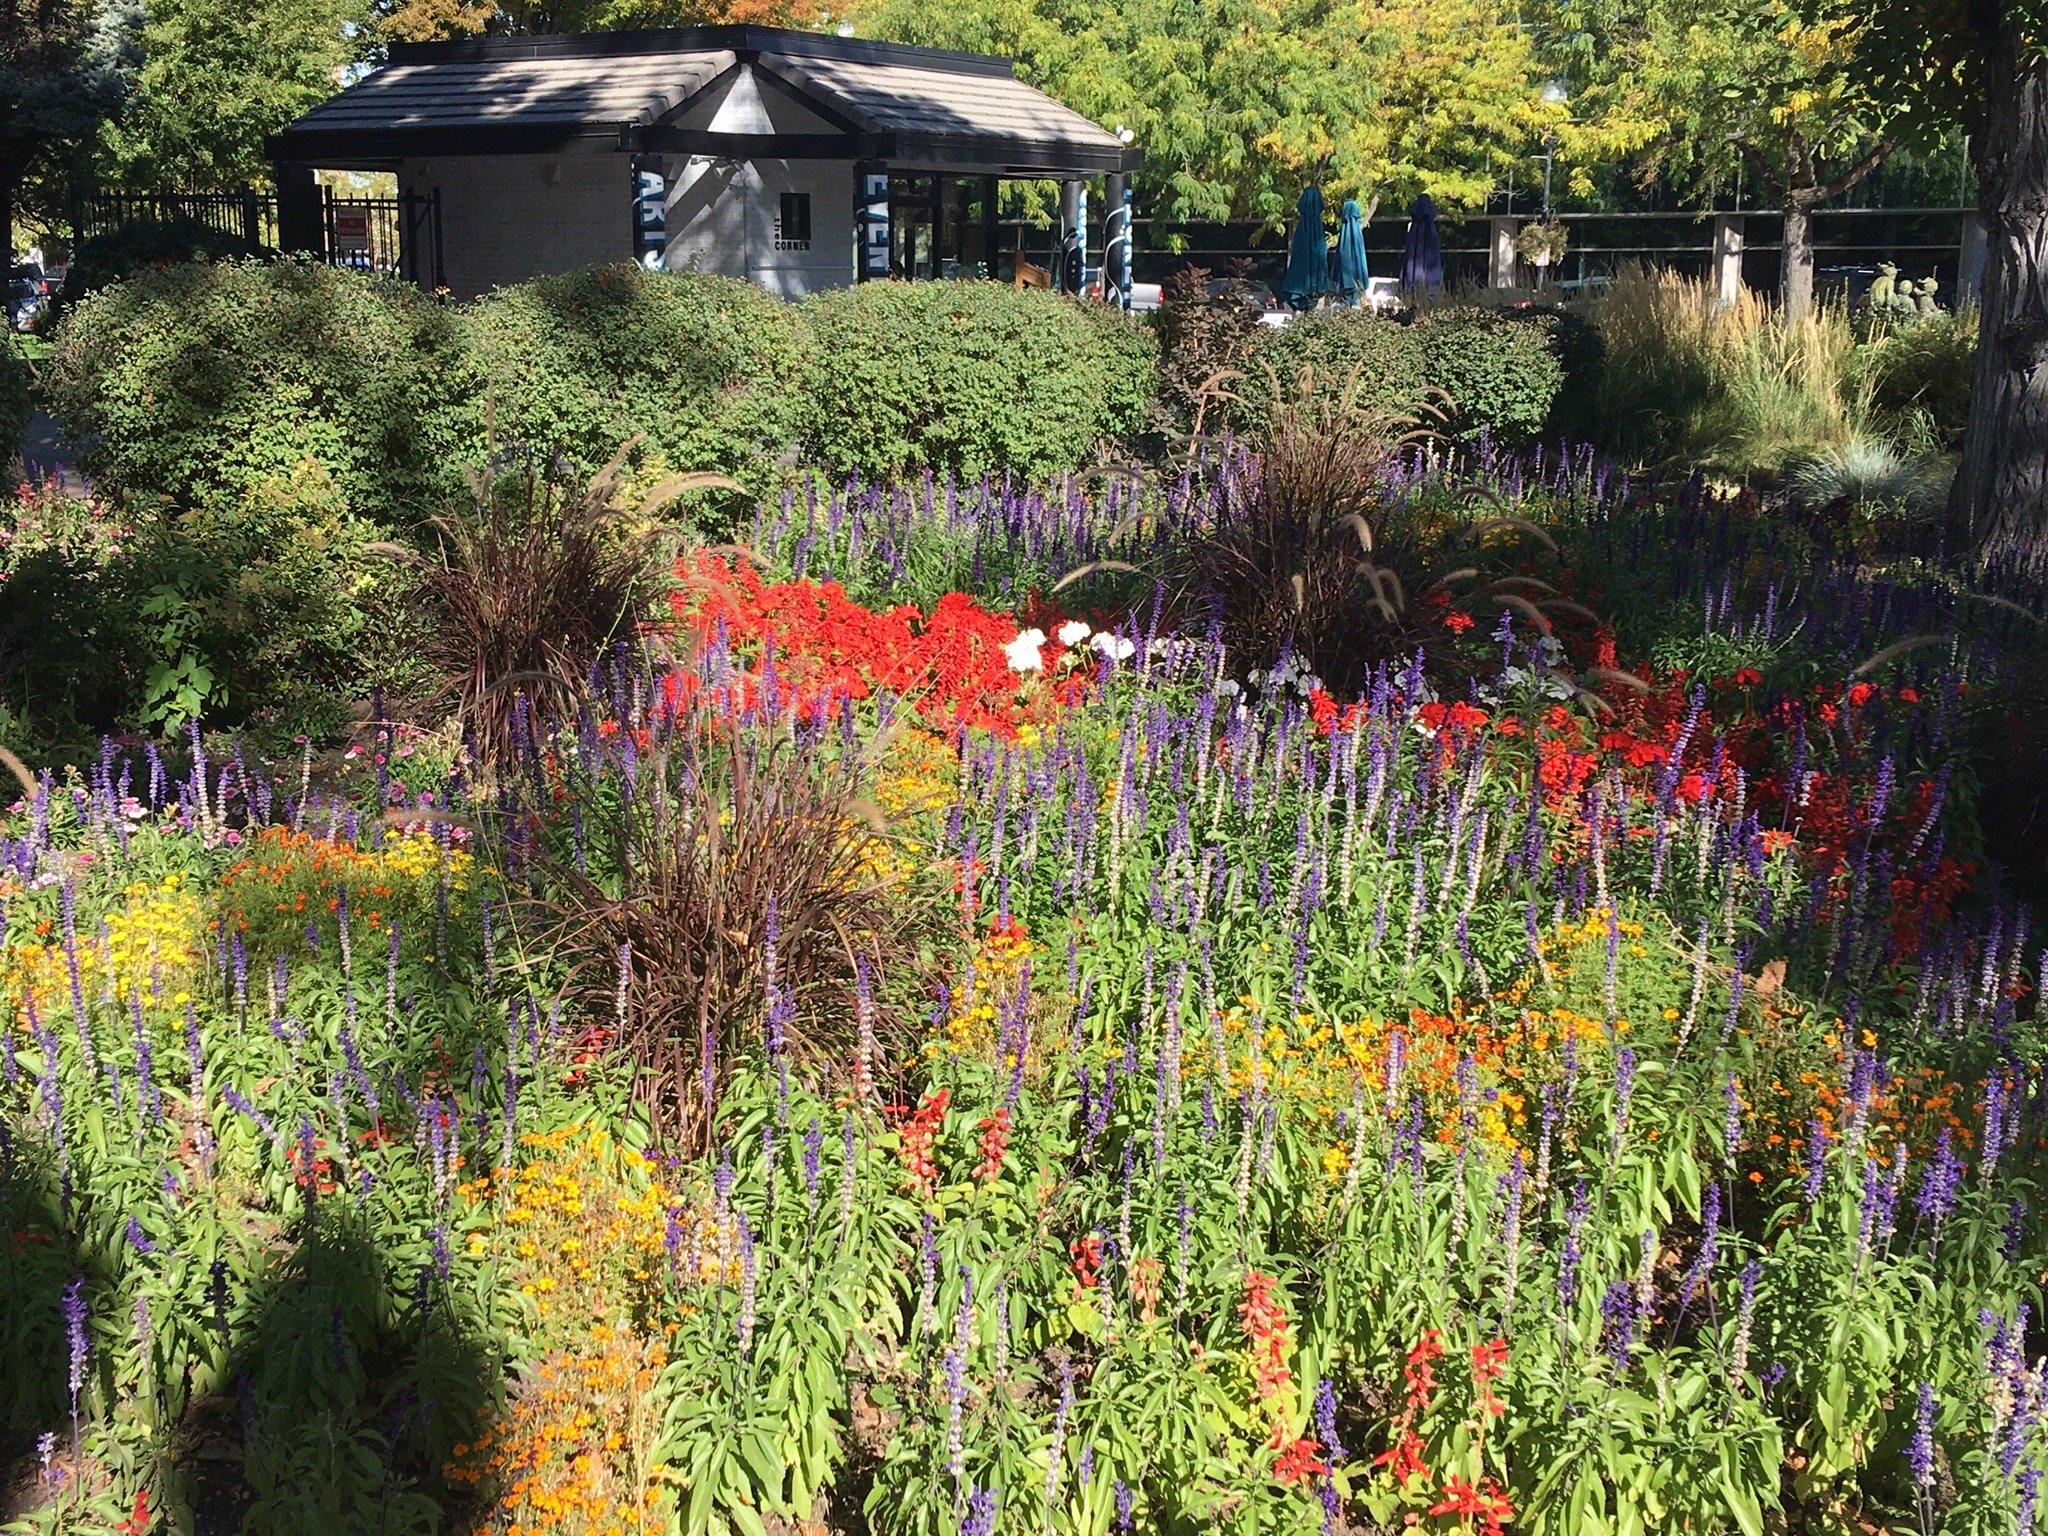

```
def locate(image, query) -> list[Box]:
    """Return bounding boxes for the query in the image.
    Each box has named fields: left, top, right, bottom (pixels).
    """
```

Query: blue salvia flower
left=1916, top=1127, right=1963, bottom=1240
left=63, top=1278, right=88, bottom=1435
left=1907, top=1382, right=1936, bottom=1491
left=1800, top=1120, right=1828, bottom=1208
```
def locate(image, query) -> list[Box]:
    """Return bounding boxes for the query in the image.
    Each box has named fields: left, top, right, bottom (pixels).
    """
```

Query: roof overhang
left=268, top=25, right=1142, bottom=178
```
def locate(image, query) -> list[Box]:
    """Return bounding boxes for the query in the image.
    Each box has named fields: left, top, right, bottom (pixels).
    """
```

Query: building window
left=775, top=192, right=812, bottom=251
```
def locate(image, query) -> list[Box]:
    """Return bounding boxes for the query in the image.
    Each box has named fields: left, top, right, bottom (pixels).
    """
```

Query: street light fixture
left=1537, top=82, right=1567, bottom=220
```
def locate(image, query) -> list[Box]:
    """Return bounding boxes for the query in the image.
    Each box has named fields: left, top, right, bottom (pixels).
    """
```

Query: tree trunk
left=1951, top=34, right=2048, bottom=575
left=1781, top=198, right=1816, bottom=322
left=0, top=166, right=13, bottom=271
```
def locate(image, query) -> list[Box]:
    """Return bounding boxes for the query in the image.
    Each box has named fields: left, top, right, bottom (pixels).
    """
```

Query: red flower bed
left=668, top=553, right=1044, bottom=737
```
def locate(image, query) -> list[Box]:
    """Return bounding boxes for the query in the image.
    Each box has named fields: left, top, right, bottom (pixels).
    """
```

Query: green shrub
left=1409, top=306, right=1568, bottom=443
left=43, top=258, right=472, bottom=528
left=1856, top=307, right=1977, bottom=450
left=0, top=468, right=416, bottom=742
left=0, top=333, right=32, bottom=488
left=799, top=280, right=1156, bottom=481
left=461, top=264, right=816, bottom=498
left=1244, top=310, right=1427, bottom=429
left=64, top=215, right=270, bottom=303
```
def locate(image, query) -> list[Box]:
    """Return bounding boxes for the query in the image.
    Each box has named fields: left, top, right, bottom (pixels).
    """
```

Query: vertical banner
left=1102, top=174, right=1132, bottom=308
left=1058, top=181, right=1087, bottom=295
left=859, top=168, right=891, bottom=280
left=632, top=156, right=666, bottom=270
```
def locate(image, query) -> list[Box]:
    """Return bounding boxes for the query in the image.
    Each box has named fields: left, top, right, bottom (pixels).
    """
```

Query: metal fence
left=73, top=187, right=444, bottom=289
left=1002, top=205, right=1979, bottom=302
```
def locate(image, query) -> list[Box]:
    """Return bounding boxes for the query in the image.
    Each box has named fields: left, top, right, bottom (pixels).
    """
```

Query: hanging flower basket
left=1515, top=221, right=1570, bottom=269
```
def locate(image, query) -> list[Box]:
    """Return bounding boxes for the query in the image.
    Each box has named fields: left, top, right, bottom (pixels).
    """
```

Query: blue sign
left=860, top=170, right=890, bottom=280
left=632, top=158, right=666, bottom=270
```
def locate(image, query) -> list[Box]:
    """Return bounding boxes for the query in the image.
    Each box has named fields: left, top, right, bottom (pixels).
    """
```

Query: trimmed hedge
left=462, top=264, right=818, bottom=495
left=800, top=280, right=1157, bottom=481
left=1243, top=310, right=1427, bottom=428
left=1238, top=306, right=1569, bottom=444
left=1409, top=307, right=1568, bottom=443
left=44, top=258, right=472, bottom=527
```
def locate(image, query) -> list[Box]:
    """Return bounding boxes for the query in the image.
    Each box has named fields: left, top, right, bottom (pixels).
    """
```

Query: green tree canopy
left=93, top=0, right=367, bottom=192
left=1, top=0, right=140, bottom=255
left=1533, top=0, right=1897, bottom=314
left=850, top=0, right=1571, bottom=226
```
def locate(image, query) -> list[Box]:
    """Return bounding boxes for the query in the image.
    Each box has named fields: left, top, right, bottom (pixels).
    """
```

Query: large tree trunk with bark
left=1952, top=34, right=2048, bottom=576
left=1781, top=198, right=1817, bottom=322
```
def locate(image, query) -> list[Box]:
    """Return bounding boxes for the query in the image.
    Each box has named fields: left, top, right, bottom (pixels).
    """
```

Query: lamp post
left=1539, top=80, right=1568, bottom=220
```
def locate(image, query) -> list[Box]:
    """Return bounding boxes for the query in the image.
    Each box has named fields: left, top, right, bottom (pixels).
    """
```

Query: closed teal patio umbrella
left=1335, top=198, right=1368, bottom=303
left=1278, top=185, right=1329, bottom=309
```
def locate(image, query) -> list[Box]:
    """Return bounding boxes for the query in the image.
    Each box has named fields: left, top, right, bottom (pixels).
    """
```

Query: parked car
left=7, top=271, right=49, bottom=332
left=1363, top=275, right=1402, bottom=313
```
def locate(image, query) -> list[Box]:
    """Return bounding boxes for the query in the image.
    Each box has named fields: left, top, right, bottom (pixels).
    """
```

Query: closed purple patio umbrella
left=1401, top=194, right=1443, bottom=294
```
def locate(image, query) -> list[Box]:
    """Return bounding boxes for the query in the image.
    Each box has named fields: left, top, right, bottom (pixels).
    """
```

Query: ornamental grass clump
left=381, top=444, right=735, bottom=770
left=517, top=658, right=928, bottom=1152
left=1171, top=368, right=1424, bottom=690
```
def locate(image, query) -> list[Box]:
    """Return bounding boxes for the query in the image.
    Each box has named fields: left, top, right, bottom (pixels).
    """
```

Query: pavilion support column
left=1103, top=170, right=1132, bottom=307
left=274, top=161, right=325, bottom=259
left=857, top=163, right=890, bottom=281
left=1489, top=216, right=1520, bottom=288
left=1058, top=179, right=1086, bottom=294
left=1712, top=214, right=1746, bottom=306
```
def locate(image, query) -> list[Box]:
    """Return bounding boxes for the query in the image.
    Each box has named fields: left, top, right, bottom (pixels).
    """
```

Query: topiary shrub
left=1244, top=311, right=1427, bottom=431
left=799, top=280, right=1157, bottom=481
left=64, top=216, right=270, bottom=304
left=43, top=258, right=473, bottom=528
left=461, top=264, right=817, bottom=500
left=1410, top=306, right=1567, bottom=444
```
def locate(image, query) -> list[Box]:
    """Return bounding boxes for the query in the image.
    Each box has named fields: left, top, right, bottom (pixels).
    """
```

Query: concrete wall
left=398, top=151, right=631, bottom=298
left=662, top=67, right=856, bottom=297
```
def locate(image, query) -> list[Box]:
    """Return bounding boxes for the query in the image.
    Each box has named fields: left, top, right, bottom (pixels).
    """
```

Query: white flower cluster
left=1003, top=621, right=1139, bottom=674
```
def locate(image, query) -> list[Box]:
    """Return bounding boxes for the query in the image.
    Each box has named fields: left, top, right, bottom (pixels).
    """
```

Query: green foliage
left=799, top=280, right=1156, bottom=482
left=460, top=264, right=817, bottom=502
left=0, top=332, right=34, bottom=487
left=62, top=213, right=269, bottom=303
left=43, top=257, right=472, bottom=528
left=89, top=0, right=367, bottom=191
left=1243, top=310, right=1427, bottom=429
left=1410, top=306, right=1569, bottom=443
left=0, top=467, right=411, bottom=740
left=855, top=0, right=1571, bottom=225
left=1243, top=307, right=1567, bottom=443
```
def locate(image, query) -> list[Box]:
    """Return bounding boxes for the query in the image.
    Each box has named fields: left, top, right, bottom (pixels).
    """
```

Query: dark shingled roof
left=272, top=25, right=1136, bottom=175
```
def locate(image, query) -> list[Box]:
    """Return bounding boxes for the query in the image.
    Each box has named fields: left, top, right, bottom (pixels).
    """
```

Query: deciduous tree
left=1855, top=0, right=2048, bottom=573
left=1543, top=0, right=1896, bottom=317
left=93, top=0, right=366, bottom=191
left=850, top=0, right=1572, bottom=225
left=0, top=0, right=138, bottom=257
